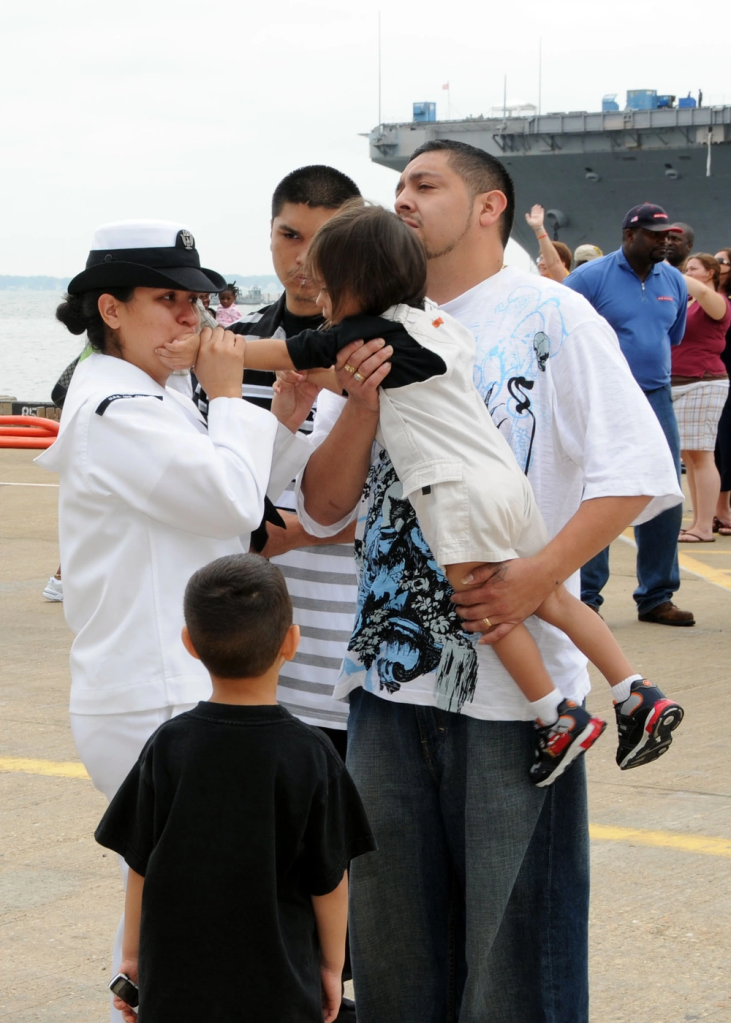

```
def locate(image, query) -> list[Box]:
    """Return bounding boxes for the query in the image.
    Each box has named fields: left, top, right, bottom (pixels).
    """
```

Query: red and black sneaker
left=615, top=679, right=684, bottom=770
left=529, top=700, right=606, bottom=788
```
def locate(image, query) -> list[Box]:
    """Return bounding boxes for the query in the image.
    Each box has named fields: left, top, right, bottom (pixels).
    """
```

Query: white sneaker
left=43, top=576, right=63, bottom=602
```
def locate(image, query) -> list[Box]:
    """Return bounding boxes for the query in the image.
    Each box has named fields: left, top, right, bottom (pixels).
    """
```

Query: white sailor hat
left=67, top=220, right=227, bottom=295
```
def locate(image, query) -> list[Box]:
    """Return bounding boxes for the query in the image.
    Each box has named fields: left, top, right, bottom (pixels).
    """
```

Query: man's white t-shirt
left=302, top=267, right=682, bottom=722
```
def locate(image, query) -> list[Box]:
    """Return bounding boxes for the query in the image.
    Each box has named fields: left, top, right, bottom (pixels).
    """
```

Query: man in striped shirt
left=194, top=165, right=362, bottom=756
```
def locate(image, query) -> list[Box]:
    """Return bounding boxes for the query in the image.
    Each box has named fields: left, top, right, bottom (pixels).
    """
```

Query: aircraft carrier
left=368, top=93, right=731, bottom=256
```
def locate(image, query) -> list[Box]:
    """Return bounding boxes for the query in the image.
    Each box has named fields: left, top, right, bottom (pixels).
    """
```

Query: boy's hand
left=112, top=959, right=139, bottom=1023
left=155, top=333, right=200, bottom=371
left=320, top=965, right=342, bottom=1023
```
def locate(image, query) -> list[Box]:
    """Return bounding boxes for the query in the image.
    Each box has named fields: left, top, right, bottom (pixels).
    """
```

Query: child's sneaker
left=614, top=679, right=684, bottom=770
left=529, top=700, right=606, bottom=788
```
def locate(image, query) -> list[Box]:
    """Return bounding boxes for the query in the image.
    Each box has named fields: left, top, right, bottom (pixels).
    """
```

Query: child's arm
left=311, top=873, right=348, bottom=1023
left=113, top=868, right=144, bottom=1023
left=244, top=337, right=298, bottom=371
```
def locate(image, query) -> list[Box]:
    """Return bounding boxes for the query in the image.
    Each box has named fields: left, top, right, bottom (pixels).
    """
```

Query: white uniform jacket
left=37, top=354, right=311, bottom=715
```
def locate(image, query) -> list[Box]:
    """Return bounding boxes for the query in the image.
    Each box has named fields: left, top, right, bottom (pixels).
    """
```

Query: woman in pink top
left=671, top=253, right=731, bottom=542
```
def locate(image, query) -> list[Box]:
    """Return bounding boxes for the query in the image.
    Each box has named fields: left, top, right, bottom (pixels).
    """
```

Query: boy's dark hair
left=183, top=554, right=293, bottom=679
left=409, top=140, right=515, bottom=246
left=307, top=201, right=427, bottom=319
left=271, top=165, right=361, bottom=219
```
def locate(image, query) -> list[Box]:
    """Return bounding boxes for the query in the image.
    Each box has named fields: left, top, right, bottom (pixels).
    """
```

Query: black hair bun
left=56, top=294, right=88, bottom=336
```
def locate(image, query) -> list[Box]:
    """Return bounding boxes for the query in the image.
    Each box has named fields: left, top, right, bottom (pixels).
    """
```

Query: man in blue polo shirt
left=565, top=202, right=693, bottom=626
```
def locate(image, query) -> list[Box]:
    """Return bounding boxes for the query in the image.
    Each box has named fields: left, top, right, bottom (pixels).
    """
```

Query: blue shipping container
left=413, top=102, right=436, bottom=122
left=626, top=89, right=658, bottom=110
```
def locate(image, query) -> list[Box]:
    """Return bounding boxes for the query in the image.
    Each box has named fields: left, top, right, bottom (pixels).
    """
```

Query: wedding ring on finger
left=343, top=363, right=357, bottom=375
left=353, top=371, right=365, bottom=383
left=482, top=617, right=492, bottom=629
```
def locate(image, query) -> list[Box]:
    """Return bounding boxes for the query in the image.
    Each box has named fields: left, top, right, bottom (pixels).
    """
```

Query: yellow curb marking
left=0, top=756, right=89, bottom=779
left=590, top=824, right=731, bottom=859
left=619, top=530, right=731, bottom=593
left=1, top=758, right=729, bottom=859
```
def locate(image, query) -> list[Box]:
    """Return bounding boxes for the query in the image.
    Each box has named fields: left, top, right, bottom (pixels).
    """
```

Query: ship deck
left=1, top=448, right=730, bottom=1022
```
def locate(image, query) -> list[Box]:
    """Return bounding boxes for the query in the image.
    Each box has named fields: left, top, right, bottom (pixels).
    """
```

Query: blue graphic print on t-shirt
left=343, top=448, right=478, bottom=713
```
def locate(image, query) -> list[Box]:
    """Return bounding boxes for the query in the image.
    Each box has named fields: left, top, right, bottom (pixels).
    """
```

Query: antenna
left=378, top=11, right=382, bottom=125
left=538, top=37, right=542, bottom=117
left=503, top=74, right=507, bottom=119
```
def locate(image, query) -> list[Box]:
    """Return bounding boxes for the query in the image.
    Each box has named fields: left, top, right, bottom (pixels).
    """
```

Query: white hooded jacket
left=37, top=354, right=311, bottom=715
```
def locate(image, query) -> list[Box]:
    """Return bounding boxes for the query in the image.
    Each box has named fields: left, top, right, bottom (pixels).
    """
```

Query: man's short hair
left=184, top=554, right=292, bottom=679
left=671, top=222, right=695, bottom=246
left=271, top=165, right=361, bottom=219
left=409, top=140, right=515, bottom=245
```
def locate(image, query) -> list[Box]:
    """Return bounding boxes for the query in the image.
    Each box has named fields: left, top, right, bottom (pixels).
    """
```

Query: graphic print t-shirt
left=333, top=267, right=682, bottom=721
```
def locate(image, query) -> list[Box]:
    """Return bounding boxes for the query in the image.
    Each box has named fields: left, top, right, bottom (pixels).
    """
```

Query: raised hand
left=524, top=204, right=546, bottom=233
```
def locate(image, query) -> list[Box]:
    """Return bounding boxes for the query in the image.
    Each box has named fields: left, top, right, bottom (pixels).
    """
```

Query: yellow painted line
left=0, top=756, right=89, bottom=779
left=2, top=758, right=730, bottom=859
left=590, top=823, right=731, bottom=859
left=618, top=530, right=731, bottom=593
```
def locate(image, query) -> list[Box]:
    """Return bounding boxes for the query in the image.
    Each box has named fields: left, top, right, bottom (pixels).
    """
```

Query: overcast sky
left=2, top=0, right=724, bottom=277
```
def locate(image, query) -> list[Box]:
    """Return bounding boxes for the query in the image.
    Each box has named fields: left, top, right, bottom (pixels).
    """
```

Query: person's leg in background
left=680, top=449, right=720, bottom=540
left=70, top=703, right=196, bottom=1023
left=580, top=545, right=610, bottom=611
left=634, top=386, right=688, bottom=619
left=714, top=389, right=731, bottom=529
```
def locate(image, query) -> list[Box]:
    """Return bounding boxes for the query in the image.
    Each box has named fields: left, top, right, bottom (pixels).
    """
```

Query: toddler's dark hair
left=307, top=201, right=427, bottom=320
left=184, top=554, right=293, bottom=679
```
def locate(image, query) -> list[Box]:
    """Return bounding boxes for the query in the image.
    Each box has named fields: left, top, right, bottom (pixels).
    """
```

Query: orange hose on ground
left=0, top=436, right=55, bottom=449
left=0, top=415, right=59, bottom=433
left=0, top=427, right=55, bottom=437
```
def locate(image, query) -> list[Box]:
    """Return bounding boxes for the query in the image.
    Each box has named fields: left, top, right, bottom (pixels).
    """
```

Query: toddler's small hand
left=155, top=333, right=200, bottom=371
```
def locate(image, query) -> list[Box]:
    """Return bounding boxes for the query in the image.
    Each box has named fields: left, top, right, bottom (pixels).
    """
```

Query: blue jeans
left=347, top=688, right=589, bottom=1023
left=581, top=384, right=682, bottom=615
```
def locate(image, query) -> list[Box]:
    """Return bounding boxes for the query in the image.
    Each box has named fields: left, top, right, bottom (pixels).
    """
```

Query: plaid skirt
left=671, top=379, right=729, bottom=450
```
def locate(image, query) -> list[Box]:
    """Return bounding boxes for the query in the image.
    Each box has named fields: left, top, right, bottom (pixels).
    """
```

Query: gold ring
left=482, top=617, right=492, bottom=629
left=343, top=363, right=356, bottom=375
left=353, top=372, right=365, bottom=383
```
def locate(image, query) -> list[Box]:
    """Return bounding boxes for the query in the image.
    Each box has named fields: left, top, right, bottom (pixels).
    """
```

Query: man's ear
left=98, top=293, right=123, bottom=330
left=280, top=624, right=300, bottom=663
left=181, top=625, right=201, bottom=661
left=477, top=189, right=508, bottom=231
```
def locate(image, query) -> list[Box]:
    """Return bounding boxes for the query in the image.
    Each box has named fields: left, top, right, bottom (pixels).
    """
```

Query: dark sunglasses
left=718, top=258, right=731, bottom=266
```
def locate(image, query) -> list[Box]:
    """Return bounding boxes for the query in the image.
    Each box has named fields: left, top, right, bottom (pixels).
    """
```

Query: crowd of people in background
left=41, top=149, right=720, bottom=1023
left=530, top=202, right=731, bottom=563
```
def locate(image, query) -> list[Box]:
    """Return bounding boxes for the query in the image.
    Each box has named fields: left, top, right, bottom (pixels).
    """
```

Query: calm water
left=0, top=291, right=80, bottom=401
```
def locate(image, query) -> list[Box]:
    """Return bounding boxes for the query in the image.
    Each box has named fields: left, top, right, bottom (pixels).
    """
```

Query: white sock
left=529, top=689, right=563, bottom=726
left=611, top=674, right=643, bottom=704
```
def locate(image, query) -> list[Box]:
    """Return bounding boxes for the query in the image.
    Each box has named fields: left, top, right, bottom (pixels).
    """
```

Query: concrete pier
left=2, top=448, right=730, bottom=1022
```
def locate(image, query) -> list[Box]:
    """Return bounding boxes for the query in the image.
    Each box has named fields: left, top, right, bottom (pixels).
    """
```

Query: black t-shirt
left=285, top=312, right=447, bottom=389
left=95, top=703, right=376, bottom=1022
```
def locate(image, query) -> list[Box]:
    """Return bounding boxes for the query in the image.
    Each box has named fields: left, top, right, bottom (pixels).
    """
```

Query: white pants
left=71, top=704, right=196, bottom=1023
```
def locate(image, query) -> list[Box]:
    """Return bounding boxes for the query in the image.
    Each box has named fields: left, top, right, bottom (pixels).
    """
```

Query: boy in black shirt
left=95, top=554, right=376, bottom=1023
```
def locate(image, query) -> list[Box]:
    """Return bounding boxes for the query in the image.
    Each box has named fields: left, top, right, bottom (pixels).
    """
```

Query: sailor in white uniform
left=37, top=221, right=312, bottom=1019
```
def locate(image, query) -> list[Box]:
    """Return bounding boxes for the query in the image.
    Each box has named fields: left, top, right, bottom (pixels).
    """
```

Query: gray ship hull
left=369, top=106, right=731, bottom=256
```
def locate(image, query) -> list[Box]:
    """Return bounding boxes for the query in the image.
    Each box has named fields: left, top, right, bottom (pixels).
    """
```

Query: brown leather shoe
left=638, top=601, right=695, bottom=627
